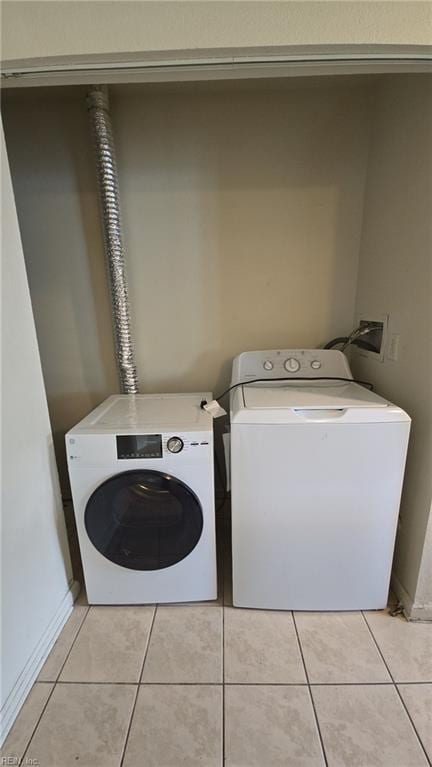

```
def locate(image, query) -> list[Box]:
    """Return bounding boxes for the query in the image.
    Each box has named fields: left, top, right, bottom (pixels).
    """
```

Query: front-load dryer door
left=84, top=470, right=203, bottom=570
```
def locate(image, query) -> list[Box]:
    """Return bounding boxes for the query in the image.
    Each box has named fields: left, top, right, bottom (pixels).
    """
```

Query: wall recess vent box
left=356, top=314, right=388, bottom=362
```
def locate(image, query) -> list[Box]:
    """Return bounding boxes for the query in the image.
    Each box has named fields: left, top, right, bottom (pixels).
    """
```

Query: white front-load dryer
left=66, top=394, right=217, bottom=604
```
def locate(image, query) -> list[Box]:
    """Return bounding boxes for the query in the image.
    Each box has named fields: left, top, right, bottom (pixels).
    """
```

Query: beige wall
left=2, top=88, right=118, bottom=493
left=113, top=81, right=371, bottom=391
left=3, top=78, right=371, bottom=492
left=352, top=75, right=432, bottom=617
left=2, top=1, right=431, bottom=65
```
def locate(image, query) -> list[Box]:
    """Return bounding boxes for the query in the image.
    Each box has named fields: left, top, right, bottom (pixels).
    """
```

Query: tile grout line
left=20, top=602, right=90, bottom=762
left=28, top=680, right=427, bottom=687
left=291, top=612, right=329, bottom=767
left=17, top=682, right=56, bottom=764
left=55, top=604, right=91, bottom=682
left=119, top=604, right=158, bottom=767
left=382, top=680, right=432, bottom=685
left=138, top=605, right=158, bottom=685
left=221, top=532, right=226, bottom=767
left=222, top=632, right=225, bottom=764
left=361, top=611, right=432, bottom=767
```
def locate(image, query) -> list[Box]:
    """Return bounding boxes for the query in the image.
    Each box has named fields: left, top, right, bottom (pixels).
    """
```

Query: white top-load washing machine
left=230, top=349, right=410, bottom=610
left=66, top=394, right=217, bottom=604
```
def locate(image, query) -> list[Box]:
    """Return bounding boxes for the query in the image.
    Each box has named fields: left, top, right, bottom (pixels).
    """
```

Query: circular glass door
left=85, top=470, right=203, bottom=571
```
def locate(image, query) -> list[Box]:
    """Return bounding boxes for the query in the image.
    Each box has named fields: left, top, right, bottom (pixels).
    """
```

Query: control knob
left=311, top=360, right=322, bottom=370
left=284, top=357, right=300, bottom=373
left=263, top=360, right=274, bottom=371
left=167, top=436, right=184, bottom=454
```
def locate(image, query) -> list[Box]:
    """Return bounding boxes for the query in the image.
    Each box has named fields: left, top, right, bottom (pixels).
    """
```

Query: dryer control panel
left=67, top=431, right=212, bottom=468
left=231, top=349, right=353, bottom=385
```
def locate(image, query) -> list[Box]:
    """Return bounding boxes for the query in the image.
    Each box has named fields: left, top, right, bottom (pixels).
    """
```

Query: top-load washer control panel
left=231, top=349, right=353, bottom=385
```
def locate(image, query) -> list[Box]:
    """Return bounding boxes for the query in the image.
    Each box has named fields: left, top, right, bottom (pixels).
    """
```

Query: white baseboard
left=391, top=573, right=432, bottom=621
left=0, top=580, right=79, bottom=745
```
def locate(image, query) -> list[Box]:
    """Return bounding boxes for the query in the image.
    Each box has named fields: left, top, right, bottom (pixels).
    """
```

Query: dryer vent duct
left=87, top=85, right=138, bottom=394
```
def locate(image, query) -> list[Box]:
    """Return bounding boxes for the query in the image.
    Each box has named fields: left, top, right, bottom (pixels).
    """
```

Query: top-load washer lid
left=243, top=382, right=388, bottom=410
left=231, top=382, right=410, bottom=425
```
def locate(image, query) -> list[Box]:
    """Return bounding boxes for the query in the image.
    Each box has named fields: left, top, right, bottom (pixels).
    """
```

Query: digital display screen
left=116, top=434, right=162, bottom=460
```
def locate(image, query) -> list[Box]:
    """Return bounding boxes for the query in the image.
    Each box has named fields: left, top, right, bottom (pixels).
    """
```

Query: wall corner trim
left=391, top=572, right=432, bottom=622
left=0, top=580, right=80, bottom=746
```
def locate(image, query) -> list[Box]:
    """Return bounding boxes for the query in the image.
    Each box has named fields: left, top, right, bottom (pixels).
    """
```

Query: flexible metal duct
left=87, top=85, right=138, bottom=394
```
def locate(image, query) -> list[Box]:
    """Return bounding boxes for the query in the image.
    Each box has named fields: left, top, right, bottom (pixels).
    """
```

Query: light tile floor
left=2, top=524, right=432, bottom=767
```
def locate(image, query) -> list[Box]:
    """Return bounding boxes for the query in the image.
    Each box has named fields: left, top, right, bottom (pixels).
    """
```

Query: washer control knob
left=284, top=357, right=301, bottom=373
left=167, top=436, right=184, bottom=454
left=263, top=360, right=274, bottom=371
left=311, top=360, right=322, bottom=370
